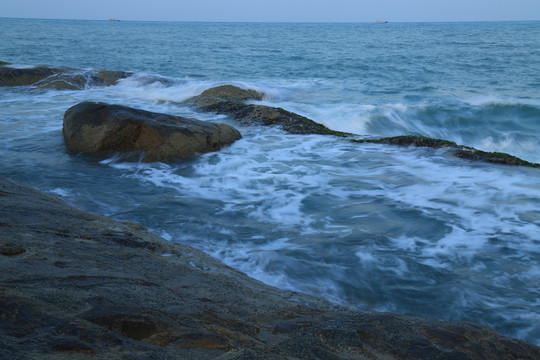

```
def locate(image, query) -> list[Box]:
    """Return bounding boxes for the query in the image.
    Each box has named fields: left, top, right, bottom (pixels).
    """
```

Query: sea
left=1, top=18, right=539, bottom=345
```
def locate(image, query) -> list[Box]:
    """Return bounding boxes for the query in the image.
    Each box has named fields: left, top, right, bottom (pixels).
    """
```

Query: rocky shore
left=1, top=63, right=538, bottom=167
left=2, top=63, right=540, bottom=358
left=1, top=176, right=539, bottom=359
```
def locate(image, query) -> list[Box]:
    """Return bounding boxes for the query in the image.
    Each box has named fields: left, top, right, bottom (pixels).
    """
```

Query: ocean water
left=1, top=18, right=539, bottom=345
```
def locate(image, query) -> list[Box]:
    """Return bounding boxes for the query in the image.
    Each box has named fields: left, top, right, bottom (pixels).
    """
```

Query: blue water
left=1, top=18, right=539, bottom=345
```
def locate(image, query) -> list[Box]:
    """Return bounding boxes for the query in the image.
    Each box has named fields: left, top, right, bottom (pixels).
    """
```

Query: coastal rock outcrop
left=188, top=86, right=539, bottom=168
left=0, top=64, right=131, bottom=89
left=1, top=175, right=539, bottom=359
left=185, top=85, right=350, bottom=136
left=355, top=135, right=540, bottom=168
left=63, top=102, right=242, bottom=162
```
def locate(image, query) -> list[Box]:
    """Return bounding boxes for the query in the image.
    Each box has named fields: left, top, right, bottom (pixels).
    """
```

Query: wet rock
left=1, top=175, right=539, bottom=359
left=199, top=84, right=265, bottom=101
left=0, top=65, right=61, bottom=87
left=63, top=102, right=242, bottom=162
left=355, top=135, right=540, bottom=168
left=0, top=64, right=131, bottom=89
left=186, top=85, right=351, bottom=136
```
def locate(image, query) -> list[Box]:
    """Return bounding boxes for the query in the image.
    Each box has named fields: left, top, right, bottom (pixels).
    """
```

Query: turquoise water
left=1, top=18, right=539, bottom=345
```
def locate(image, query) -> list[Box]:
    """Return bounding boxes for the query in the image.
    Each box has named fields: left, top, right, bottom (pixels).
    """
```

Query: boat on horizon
left=109, top=19, right=120, bottom=22
left=376, top=20, right=388, bottom=24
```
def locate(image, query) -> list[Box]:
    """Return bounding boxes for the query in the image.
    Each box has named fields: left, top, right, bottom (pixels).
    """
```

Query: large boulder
left=0, top=64, right=131, bottom=89
left=63, top=102, right=242, bottom=162
left=1, top=176, right=539, bottom=359
left=185, top=85, right=351, bottom=136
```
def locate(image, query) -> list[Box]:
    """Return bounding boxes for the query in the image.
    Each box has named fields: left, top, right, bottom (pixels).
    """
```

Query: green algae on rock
left=0, top=63, right=131, bottom=89
left=186, top=85, right=352, bottom=137
left=355, top=135, right=540, bottom=168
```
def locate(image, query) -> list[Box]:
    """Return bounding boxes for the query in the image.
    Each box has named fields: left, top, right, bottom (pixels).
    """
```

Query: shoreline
left=1, top=175, right=539, bottom=359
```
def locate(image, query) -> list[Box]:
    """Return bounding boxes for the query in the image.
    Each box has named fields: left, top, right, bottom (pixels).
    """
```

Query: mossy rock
left=0, top=64, right=131, bottom=89
left=186, top=85, right=352, bottom=137
left=355, top=135, right=539, bottom=168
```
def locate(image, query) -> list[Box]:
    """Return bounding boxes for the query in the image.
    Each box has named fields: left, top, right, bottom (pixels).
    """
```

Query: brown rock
left=0, top=242, right=25, bottom=256
left=0, top=64, right=131, bottom=89
left=0, top=65, right=61, bottom=87
left=186, top=85, right=351, bottom=136
left=63, top=102, right=242, bottom=162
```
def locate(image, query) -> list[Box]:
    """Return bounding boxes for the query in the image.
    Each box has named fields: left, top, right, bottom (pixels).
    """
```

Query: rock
left=355, top=135, right=540, bottom=168
left=186, top=85, right=351, bottom=136
left=1, top=175, right=539, bottom=359
left=63, top=102, right=242, bottom=162
left=0, top=64, right=131, bottom=89
left=0, top=65, right=62, bottom=87
left=199, top=84, right=265, bottom=101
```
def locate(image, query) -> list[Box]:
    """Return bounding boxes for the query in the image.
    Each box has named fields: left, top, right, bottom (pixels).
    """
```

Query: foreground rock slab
left=0, top=63, right=131, bottom=89
left=63, top=102, right=242, bottom=162
left=185, top=85, right=351, bottom=136
left=1, top=176, right=539, bottom=359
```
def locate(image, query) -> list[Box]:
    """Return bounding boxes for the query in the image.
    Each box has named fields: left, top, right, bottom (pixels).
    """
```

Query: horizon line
left=1, top=16, right=540, bottom=24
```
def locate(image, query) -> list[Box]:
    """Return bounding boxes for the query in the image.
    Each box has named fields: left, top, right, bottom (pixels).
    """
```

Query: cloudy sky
left=2, top=0, right=539, bottom=22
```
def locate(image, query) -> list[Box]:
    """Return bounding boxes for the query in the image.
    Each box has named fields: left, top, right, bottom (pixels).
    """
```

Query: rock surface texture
left=1, top=176, right=539, bottom=359
left=0, top=64, right=131, bottom=89
left=63, top=102, right=242, bottom=162
left=185, top=85, right=350, bottom=136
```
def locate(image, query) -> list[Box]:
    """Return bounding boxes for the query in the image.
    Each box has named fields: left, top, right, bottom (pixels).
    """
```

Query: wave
left=463, top=94, right=540, bottom=107
left=68, top=72, right=540, bottom=163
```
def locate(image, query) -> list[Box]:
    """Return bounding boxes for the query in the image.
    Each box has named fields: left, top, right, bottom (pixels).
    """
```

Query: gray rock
left=63, top=102, right=242, bottom=162
left=1, top=176, right=539, bottom=359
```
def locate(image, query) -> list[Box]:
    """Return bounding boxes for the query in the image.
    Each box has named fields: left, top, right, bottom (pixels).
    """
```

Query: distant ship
left=109, top=19, right=120, bottom=22
left=376, top=20, right=388, bottom=24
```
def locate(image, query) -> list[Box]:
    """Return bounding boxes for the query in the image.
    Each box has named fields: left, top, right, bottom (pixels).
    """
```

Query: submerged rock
left=63, top=102, right=242, bottom=162
left=1, top=175, right=539, bottom=359
left=0, top=64, right=131, bottom=89
left=355, top=135, right=540, bottom=168
left=186, top=85, right=351, bottom=136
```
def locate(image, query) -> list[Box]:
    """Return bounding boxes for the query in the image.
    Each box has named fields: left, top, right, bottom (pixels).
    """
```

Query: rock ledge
left=1, top=176, right=539, bottom=359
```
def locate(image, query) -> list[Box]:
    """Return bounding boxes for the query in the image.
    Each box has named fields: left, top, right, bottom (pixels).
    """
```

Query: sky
left=2, top=0, right=539, bottom=22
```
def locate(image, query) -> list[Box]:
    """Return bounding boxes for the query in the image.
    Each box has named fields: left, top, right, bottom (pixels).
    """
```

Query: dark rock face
left=186, top=85, right=351, bottom=136
left=0, top=64, right=131, bottom=89
left=355, top=135, right=540, bottom=168
left=1, top=176, right=539, bottom=359
left=63, top=102, right=242, bottom=162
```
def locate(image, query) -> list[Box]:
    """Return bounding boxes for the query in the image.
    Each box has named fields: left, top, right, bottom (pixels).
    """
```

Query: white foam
left=48, top=188, right=71, bottom=197
left=110, top=75, right=215, bottom=103
left=479, top=136, right=539, bottom=163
